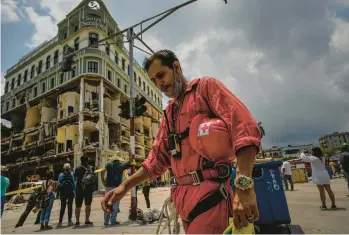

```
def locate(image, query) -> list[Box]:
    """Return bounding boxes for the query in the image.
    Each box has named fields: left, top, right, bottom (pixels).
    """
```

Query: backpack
left=58, top=172, right=74, bottom=195
left=81, top=165, right=96, bottom=189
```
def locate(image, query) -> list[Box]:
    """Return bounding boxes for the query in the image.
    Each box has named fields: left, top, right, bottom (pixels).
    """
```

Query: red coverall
left=142, top=77, right=261, bottom=234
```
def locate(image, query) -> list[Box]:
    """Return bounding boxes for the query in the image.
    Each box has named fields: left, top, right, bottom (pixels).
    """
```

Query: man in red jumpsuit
left=102, top=50, right=261, bottom=234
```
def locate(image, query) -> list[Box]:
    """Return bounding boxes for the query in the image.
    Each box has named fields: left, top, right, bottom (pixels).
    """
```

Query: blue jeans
left=1, top=196, right=6, bottom=217
left=40, top=193, right=55, bottom=223
left=104, top=187, right=120, bottom=225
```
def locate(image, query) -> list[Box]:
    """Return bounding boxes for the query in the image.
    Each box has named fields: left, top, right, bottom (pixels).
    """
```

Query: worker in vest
left=101, top=49, right=261, bottom=234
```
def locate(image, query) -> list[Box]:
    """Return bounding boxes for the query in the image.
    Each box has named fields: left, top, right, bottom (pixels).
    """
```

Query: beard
left=172, top=71, right=183, bottom=99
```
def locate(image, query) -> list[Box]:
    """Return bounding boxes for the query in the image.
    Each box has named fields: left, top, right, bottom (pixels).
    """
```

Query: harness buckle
left=219, top=183, right=228, bottom=200
left=215, top=164, right=232, bottom=179
left=190, top=171, right=201, bottom=186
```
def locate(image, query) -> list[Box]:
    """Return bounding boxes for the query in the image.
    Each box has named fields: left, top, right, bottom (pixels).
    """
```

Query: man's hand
left=233, top=188, right=259, bottom=229
left=101, top=184, right=127, bottom=214
left=234, top=145, right=259, bottom=229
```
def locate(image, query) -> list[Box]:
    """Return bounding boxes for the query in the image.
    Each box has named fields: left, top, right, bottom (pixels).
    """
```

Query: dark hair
left=81, top=156, right=88, bottom=164
left=312, top=147, right=323, bottom=158
left=143, top=49, right=180, bottom=72
left=46, top=171, right=53, bottom=180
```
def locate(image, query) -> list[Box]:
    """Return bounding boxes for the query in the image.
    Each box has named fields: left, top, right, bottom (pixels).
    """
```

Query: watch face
left=236, top=176, right=250, bottom=190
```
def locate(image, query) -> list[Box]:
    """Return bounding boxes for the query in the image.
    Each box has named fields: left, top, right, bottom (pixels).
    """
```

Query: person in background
left=39, top=171, right=56, bottom=230
left=329, top=161, right=336, bottom=176
left=15, top=187, right=42, bottom=228
left=101, top=152, right=131, bottom=226
left=1, top=166, right=10, bottom=217
left=281, top=161, right=294, bottom=191
left=142, top=179, right=151, bottom=212
left=300, top=147, right=337, bottom=210
left=57, top=163, right=75, bottom=227
left=74, top=156, right=95, bottom=227
left=340, top=143, right=349, bottom=197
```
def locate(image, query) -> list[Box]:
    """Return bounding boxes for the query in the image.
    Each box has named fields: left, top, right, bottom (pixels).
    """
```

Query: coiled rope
left=156, top=196, right=180, bottom=234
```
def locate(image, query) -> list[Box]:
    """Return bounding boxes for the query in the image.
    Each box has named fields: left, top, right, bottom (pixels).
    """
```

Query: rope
left=156, top=196, right=180, bottom=234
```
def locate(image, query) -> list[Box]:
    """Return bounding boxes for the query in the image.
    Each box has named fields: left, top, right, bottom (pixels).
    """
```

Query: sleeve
left=58, top=173, right=63, bottom=184
left=141, top=114, right=171, bottom=180
left=199, top=77, right=261, bottom=154
left=120, top=161, right=131, bottom=170
left=300, top=152, right=318, bottom=162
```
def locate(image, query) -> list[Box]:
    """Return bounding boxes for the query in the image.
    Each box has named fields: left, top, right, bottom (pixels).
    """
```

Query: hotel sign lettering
left=81, top=18, right=106, bottom=30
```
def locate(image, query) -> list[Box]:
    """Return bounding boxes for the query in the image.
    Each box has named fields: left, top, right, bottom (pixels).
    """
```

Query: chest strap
left=175, top=163, right=232, bottom=186
left=177, top=127, right=190, bottom=141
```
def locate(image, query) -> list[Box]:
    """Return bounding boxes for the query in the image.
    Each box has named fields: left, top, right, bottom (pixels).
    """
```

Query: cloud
left=104, top=0, right=349, bottom=148
left=24, top=0, right=80, bottom=48
left=1, top=0, right=20, bottom=23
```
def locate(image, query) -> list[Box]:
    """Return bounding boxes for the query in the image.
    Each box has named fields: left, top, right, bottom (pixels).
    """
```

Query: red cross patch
left=198, top=122, right=211, bottom=136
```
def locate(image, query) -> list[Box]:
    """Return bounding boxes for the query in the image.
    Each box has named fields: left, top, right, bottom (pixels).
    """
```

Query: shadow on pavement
left=291, top=224, right=305, bottom=234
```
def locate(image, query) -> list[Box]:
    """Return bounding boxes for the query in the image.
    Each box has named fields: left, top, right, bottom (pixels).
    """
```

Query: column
left=75, top=77, right=85, bottom=168
left=97, top=78, right=105, bottom=190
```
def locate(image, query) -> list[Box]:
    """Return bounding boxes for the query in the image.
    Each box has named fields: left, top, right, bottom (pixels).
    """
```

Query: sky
left=1, top=0, right=349, bottom=149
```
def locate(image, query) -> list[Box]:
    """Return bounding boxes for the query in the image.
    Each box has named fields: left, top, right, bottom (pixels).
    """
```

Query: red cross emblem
left=198, top=122, right=211, bottom=136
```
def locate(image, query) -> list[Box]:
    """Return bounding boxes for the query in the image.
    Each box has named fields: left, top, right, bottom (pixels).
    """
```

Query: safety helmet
left=189, top=114, right=233, bottom=159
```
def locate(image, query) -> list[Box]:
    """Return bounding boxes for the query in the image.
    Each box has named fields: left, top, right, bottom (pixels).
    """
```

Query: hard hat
left=189, top=114, right=233, bottom=159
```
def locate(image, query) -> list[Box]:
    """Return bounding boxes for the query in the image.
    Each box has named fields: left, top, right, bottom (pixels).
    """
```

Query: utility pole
left=127, top=27, right=138, bottom=221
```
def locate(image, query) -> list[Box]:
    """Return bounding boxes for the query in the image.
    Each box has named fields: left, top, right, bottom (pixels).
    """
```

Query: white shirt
left=281, top=161, right=292, bottom=175
left=300, top=152, right=330, bottom=185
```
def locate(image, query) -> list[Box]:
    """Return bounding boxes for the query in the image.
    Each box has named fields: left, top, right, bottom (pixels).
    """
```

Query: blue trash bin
left=231, top=161, right=291, bottom=226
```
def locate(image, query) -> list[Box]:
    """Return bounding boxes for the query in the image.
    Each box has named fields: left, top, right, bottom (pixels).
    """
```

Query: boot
left=44, top=222, right=53, bottom=230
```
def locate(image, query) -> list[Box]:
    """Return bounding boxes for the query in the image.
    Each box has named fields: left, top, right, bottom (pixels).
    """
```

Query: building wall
left=319, top=132, right=349, bottom=149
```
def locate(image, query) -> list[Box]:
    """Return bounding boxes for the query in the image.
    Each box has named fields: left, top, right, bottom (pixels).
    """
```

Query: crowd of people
left=0, top=153, right=154, bottom=231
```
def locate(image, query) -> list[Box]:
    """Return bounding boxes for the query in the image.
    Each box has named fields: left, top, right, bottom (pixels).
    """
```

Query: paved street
left=1, top=179, right=348, bottom=234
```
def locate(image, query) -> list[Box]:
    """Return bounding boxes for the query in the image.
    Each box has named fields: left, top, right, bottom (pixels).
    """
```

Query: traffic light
left=135, top=96, right=147, bottom=117
left=61, top=47, right=75, bottom=72
left=118, top=100, right=130, bottom=119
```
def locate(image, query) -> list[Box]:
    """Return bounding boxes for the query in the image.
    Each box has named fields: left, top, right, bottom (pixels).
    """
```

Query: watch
left=234, top=175, right=254, bottom=191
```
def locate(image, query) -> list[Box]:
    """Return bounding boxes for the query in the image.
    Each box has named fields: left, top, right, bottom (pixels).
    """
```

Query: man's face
left=147, top=59, right=177, bottom=98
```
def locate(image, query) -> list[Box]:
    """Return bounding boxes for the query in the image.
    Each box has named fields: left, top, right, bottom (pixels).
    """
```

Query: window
left=11, top=78, right=15, bottom=89
left=74, top=37, right=79, bottom=51
left=38, top=60, right=43, bottom=74
left=50, top=77, right=55, bottom=89
left=88, top=61, right=98, bottom=73
left=31, top=65, right=35, bottom=79
left=46, top=55, right=51, bottom=70
left=33, top=87, right=38, bottom=97
left=60, top=73, right=64, bottom=84
left=89, top=33, right=99, bottom=48
left=147, top=85, right=149, bottom=95
left=64, top=32, right=67, bottom=39
left=122, top=58, right=125, bottom=71
left=124, top=84, right=127, bottom=93
left=42, top=82, right=46, bottom=93
left=17, top=74, right=21, bottom=86
left=115, top=52, right=119, bottom=64
left=117, top=78, right=121, bottom=88
left=12, top=98, right=16, bottom=108
left=72, top=67, right=76, bottom=78
left=128, top=65, right=130, bottom=75
left=74, top=25, right=78, bottom=32
left=133, top=72, right=136, bottom=82
left=151, top=90, right=153, bottom=99
left=143, top=81, right=145, bottom=91
left=54, top=50, right=59, bottom=65
left=5, top=82, right=9, bottom=93
left=6, top=102, right=9, bottom=111
left=63, top=45, right=68, bottom=55
left=107, top=70, right=112, bottom=80
left=138, top=77, right=141, bottom=87
left=24, top=70, right=28, bottom=82
left=106, top=42, right=110, bottom=56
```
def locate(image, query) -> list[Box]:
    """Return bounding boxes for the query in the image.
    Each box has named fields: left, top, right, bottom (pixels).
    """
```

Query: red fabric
left=142, top=77, right=260, bottom=233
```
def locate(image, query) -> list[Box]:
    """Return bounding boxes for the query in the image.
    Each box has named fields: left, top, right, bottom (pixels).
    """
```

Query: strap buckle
left=215, top=164, right=232, bottom=179
left=170, top=176, right=177, bottom=186
left=219, top=183, right=228, bottom=200
left=190, top=171, right=201, bottom=186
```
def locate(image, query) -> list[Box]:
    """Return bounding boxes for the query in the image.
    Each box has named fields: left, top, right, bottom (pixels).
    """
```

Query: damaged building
left=1, top=0, right=170, bottom=191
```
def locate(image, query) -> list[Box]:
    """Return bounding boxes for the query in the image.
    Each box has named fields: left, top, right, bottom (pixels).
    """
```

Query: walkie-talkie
left=164, top=110, right=181, bottom=159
